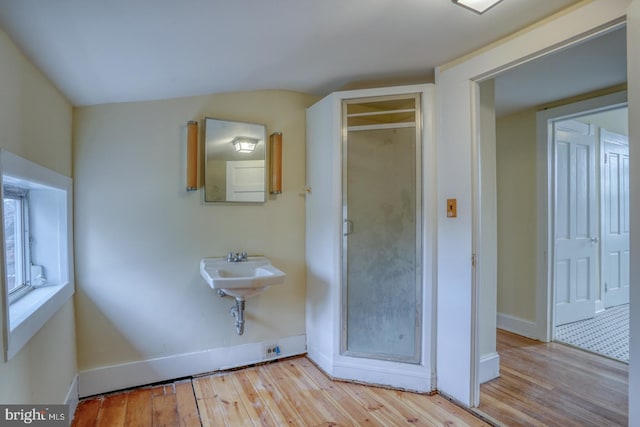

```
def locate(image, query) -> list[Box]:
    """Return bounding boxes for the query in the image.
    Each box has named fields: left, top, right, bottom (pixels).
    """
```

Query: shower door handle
left=343, top=219, right=354, bottom=236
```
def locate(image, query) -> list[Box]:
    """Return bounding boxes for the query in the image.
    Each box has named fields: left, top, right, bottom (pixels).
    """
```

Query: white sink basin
left=200, top=256, right=286, bottom=300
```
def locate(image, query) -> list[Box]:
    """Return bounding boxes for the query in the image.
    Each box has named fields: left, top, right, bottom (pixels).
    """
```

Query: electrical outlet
left=263, top=344, right=281, bottom=359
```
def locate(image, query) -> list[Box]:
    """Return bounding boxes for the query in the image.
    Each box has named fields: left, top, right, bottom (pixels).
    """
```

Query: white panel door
left=602, top=129, right=630, bottom=308
left=225, top=160, right=265, bottom=202
left=554, top=120, right=598, bottom=326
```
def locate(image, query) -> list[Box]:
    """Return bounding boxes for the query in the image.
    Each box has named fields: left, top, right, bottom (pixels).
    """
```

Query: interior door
left=602, top=129, right=630, bottom=308
left=554, top=119, right=598, bottom=326
left=225, top=160, right=265, bottom=202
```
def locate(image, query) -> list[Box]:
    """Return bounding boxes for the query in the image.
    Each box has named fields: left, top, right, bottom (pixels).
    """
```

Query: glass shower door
left=342, top=94, right=422, bottom=363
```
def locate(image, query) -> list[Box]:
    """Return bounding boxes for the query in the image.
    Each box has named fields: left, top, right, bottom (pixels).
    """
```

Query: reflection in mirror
left=204, top=117, right=267, bottom=203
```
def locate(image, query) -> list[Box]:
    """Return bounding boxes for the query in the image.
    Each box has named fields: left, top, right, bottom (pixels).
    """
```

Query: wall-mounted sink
left=199, top=256, right=286, bottom=301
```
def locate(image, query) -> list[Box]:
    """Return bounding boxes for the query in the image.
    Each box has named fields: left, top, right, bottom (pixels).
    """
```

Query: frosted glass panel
left=342, top=95, right=421, bottom=363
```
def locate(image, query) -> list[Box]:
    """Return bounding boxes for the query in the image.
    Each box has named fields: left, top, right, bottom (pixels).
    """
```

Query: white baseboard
left=78, top=334, right=306, bottom=397
left=307, top=345, right=434, bottom=393
left=65, top=375, right=79, bottom=422
left=306, top=343, right=334, bottom=377
left=497, top=312, right=540, bottom=340
left=479, top=352, right=500, bottom=384
left=332, top=357, right=433, bottom=393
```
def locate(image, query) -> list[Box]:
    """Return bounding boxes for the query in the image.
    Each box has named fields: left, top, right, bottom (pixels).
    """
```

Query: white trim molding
left=0, top=149, right=74, bottom=360
left=308, top=342, right=436, bottom=393
left=78, top=334, right=306, bottom=397
left=65, top=375, right=79, bottom=423
left=478, top=352, right=500, bottom=384
left=497, top=313, right=540, bottom=341
left=626, top=4, right=640, bottom=425
left=332, top=357, right=433, bottom=393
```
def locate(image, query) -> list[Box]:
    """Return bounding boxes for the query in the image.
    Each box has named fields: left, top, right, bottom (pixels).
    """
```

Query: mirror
left=204, top=117, right=267, bottom=203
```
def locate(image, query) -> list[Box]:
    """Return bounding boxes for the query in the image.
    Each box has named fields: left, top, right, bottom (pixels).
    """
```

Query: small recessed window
left=1, top=150, right=73, bottom=360
left=3, top=186, right=31, bottom=303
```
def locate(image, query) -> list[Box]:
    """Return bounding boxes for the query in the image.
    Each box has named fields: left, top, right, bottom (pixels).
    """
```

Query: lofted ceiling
left=0, top=0, right=582, bottom=107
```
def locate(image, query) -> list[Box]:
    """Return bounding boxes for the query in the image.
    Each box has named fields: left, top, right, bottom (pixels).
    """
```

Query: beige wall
left=73, top=90, right=317, bottom=372
left=0, top=28, right=76, bottom=403
left=496, top=108, right=538, bottom=321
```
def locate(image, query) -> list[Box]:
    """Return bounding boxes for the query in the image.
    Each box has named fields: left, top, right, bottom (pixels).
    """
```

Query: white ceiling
left=494, top=26, right=627, bottom=117
left=0, top=0, right=581, bottom=107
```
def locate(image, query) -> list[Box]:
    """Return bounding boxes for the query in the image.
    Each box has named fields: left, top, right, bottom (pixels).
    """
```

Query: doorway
left=473, top=24, right=629, bottom=424
left=489, top=27, right=627, bottom=338
left=546, top=104, right=630, bottom=363
left=433, top=0, right=632, bottom=409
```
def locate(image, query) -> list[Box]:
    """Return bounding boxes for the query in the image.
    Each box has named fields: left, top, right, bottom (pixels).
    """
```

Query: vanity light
left=231, top=136, right=259, bottom=153
left=186, top=120, right=198, bottom=192
left=269, top=132, right=282, bottom=194
left=452, top=0, right=503, bottom=14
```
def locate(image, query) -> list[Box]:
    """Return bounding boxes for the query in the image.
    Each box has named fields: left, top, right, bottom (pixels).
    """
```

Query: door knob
left=590, top=237, right=599, bottom=244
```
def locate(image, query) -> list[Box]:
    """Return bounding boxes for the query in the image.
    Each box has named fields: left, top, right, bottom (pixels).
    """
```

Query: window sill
left=6, top=282, right=74, bottom=360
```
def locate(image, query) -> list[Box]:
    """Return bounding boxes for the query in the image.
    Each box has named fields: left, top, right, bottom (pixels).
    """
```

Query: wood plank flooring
left=73, top=381, right=201, bottom=427
left=476, top=329, right=628, bottom=427
left=72, top=356, right=489, bottom=426
left=73, top=330, right=627, bottom=426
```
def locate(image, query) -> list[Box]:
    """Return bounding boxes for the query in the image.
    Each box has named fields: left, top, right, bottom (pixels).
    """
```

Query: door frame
left=340, top=93, right=424, bottom=363
left=535, top=92, right=627, bottom=341
left=435, top=0, right=628, bottom=408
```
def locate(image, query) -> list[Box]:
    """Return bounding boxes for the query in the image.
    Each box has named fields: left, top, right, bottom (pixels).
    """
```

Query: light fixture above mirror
left=452, top=0, right=503, bottom=14
left=231, top=136, right=259, bottom=153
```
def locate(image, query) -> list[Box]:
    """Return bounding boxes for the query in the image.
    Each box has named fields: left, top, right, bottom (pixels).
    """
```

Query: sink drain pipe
left=230, top=299, right=245, bottom=335
left=218, top=290, right=245, bottom=335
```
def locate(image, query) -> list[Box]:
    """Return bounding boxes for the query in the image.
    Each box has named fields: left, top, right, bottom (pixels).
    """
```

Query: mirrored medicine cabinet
left=203, top=117, right=266, bottom=203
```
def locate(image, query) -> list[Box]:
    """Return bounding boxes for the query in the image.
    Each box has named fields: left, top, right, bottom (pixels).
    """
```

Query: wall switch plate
left=447, top=199, right=457, bottom=218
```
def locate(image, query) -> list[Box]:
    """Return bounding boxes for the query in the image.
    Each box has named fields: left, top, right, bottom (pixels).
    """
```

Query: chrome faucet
left=226, top=251, right=248, bottom=262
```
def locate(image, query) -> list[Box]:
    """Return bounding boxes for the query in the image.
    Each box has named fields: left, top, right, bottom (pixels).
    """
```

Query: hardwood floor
left=73, top=356, right=489, bottom=426
left=73, top=331, right=627, bottom=426
left=73, top=381, right=200, bottom=427
left=476, top=329, right=628, bottom=427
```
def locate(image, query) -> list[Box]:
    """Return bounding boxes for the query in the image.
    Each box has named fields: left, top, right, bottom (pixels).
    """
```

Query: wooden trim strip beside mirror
left=186, top=120, right=198, bottom=191
left=270, top=132, right=282, bottom=194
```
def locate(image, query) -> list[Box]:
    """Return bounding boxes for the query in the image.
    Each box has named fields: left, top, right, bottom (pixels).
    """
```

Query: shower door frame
left=305, top=83, right=435, bottom=393
left=340, top=93, right=424, bottom=364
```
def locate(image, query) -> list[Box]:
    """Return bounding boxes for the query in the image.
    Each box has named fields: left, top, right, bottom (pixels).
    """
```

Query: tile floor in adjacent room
left=555, top=303, right=629, bottom=363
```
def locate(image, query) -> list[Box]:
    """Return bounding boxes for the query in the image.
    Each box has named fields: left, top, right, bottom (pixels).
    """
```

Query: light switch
left=447, top=199, right=457, bottom=218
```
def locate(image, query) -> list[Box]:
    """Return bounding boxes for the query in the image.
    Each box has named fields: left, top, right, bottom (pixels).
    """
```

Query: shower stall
left=305, top=84, right=435, bottom=392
